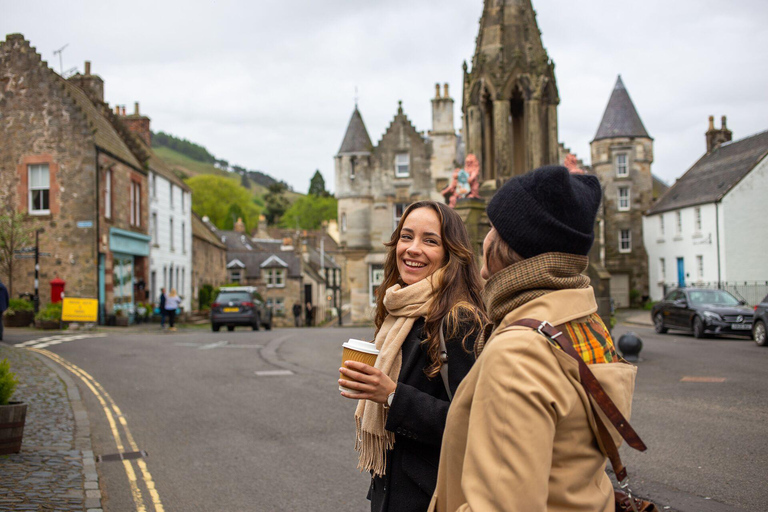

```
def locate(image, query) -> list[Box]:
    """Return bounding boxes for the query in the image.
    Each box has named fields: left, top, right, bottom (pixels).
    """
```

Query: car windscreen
left=215, top=292, right=251, bottom=303
left=688, top=290, right=740, bottom=306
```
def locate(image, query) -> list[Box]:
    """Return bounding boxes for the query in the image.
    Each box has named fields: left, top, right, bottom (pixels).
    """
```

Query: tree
left=308, top=170, right=330, bottom=197
left=186, top=175, right=261, bottom=231
left=280, top=195, right=337, bottom=230
left=0, top=210, right=34, bottom=297
left=263, top=183, right=290, bottom=225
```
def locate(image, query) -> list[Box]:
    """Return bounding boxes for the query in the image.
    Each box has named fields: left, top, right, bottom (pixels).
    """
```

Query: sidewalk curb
left=32, top=350, right=104, bottom=512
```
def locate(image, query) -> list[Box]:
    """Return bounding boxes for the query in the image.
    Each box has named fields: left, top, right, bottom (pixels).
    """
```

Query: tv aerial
left=53, top=43, right=68, bottom=75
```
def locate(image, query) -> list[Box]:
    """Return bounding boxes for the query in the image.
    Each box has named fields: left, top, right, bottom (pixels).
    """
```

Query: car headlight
left=702, top=311, right=722, bottom=323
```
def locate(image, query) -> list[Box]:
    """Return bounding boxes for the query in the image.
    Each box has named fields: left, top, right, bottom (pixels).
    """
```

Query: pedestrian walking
left=305, top=301, right=313, bottom=327
left=429, top=166, right=639, bottom=511
left=0, top=279, right=9, bottom=341
left=164, top=289, right=181, bottom=331
left=339, top=200, right=487, bottom=512
left=158, top=288, right=167, bottom=329
left=292, top=302, right=302, bottom=327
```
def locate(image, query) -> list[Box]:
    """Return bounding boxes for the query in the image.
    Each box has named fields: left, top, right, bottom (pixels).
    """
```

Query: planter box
left=0, top=402, right=27, bottom=455
left=35, top=320, right=60, bottom=330
left=115, top=316, right=129, bottom=327
left=3, top=311, right=34, bottom=328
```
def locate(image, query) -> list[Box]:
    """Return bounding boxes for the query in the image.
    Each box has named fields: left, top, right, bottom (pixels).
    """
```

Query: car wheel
left=212, top=323, right=220, bottom=332
left=252, top=314, right=260, bottom=331
left=754, top=320, right=767, bottom=347
left=653, top=312, right=668, bottom=334
left=227, top=325, right=235, bottom=332
left=692, top=316, right=706, bottom=338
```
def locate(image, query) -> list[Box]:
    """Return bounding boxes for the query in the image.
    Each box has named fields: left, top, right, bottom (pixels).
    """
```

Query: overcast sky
left=4, top=1, right=767, bottom=193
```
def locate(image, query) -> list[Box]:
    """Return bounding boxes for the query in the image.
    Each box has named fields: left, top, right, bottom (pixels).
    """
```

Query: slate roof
left=647, top=130, right=768, bottom=215
left=338, top=107, right=373, bottom=154
left=227, top=251, right=303, bottom=279
left=191, top=213, right=226, bottom=249
left=593, top=76, right=651, bottom=142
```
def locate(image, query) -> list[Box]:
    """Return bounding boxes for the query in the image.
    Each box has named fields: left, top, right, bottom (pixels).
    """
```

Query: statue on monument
left=441, top=153, right=480, bottom=207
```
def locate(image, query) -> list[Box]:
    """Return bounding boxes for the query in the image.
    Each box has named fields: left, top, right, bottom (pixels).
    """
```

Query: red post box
left=50, top=278, right=66, bottom=303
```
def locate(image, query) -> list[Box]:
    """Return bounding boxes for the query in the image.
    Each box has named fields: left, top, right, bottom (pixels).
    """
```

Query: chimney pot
left=134, top=102, right=140, bottom=116
left=121, top=106, right=126, bottom=116
left=708, top=116, right=715, bottom=130
left=115, top=105, right=120, bottom=115
left=444, top=83, right=449, bottom=97
left=435, top=83, right=441, bottom=99
left=721, top=115, right=727, bottom=129
left=85, top=61, right=91, bottom=76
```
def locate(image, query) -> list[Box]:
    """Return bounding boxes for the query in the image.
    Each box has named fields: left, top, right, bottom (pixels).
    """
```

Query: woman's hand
left=339, top=361, right=397, bottom=404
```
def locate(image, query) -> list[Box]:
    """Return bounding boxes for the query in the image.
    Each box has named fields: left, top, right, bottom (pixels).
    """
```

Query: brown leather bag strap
left=509, top=318, right=647, bottom=481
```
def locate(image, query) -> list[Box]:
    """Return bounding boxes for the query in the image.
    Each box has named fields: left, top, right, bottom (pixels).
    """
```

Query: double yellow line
left=30, top=347, right=164, bottom=512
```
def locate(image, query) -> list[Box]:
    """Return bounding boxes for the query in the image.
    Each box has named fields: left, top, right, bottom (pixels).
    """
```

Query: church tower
left=463, top=0, right=559, bottom=189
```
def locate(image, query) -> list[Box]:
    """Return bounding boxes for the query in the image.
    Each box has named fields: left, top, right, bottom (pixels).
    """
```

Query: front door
left=677, top=257, right=686, bottom=288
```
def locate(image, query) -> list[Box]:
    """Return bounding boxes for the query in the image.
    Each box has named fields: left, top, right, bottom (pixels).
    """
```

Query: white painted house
left=643, top=119, right=768, bottom=302
left=147, top=154, right=192, bottom=312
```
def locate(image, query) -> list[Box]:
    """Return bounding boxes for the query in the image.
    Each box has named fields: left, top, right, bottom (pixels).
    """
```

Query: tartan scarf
left=354, top=269, right=443, bottom=477
left=477, top=253, right=590, bottom=354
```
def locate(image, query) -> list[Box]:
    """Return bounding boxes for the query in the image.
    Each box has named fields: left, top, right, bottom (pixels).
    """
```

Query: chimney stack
left=134, top=102, right=140, bottom=115
left=705, top=115, right=733, bottom=153
left=68, top=60, right=104, bottom=103
left=234, top=217, right=245, bottom=234
left=120, top=102, right=152, bottom=146
left=430, top=81, right=455, bottom=135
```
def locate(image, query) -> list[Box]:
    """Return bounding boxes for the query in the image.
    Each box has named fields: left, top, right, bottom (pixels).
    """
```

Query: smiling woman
left=339, top=200, right=487, bottom=512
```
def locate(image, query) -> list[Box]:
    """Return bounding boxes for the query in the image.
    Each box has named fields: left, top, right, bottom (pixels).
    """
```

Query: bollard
left=617, top=332, right=643, bottom=362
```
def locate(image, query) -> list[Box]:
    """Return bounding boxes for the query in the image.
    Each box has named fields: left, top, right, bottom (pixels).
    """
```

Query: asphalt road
left=5, top=321, right=767, bottom=511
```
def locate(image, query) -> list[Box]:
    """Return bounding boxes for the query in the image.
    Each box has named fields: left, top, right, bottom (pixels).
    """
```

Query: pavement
left=0, top=310, right=651, bottom=511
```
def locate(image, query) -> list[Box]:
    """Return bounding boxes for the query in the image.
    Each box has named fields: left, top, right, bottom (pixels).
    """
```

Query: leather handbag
left=510, top=319, right=660, bottom=512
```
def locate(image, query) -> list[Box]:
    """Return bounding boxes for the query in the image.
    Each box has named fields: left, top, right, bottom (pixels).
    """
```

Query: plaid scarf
left=477, top=253, right=590, bottom=354
left=354, top=269, right=443, bottom=477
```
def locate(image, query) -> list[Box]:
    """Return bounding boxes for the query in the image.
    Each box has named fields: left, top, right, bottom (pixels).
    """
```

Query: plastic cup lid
left=342, top=338, right=379, bottom=354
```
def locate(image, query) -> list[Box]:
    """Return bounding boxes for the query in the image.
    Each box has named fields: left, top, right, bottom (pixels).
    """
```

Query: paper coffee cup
left=340, top=338, right=379, bottom=392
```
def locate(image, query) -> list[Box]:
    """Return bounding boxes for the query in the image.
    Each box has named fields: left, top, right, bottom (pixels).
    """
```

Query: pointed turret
left=593, top=76, right=650, bottom=142
left=337, top=107, right=373, bottom=155
left=463, top=0, right=559, bottom=183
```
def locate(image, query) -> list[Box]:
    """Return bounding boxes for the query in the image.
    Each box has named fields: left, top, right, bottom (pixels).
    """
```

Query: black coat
left=368, top=317, right=478, bottom=512
left=0, top=282, right=8, bottom=313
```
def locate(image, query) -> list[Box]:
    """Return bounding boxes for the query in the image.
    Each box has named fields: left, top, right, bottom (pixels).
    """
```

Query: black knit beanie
left=486, top=165, right=601, bottom=258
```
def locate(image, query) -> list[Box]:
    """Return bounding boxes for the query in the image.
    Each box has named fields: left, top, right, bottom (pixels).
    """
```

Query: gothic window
left=350, top=157, right=356, bottom=180
left=619, top=229, right=631, bottom=253
left=395, top=153, right=410, bottom=178
left=615, top=154, right=628, bottom=177
left=618, top=187, right=630, bottom=211
left=28, top=164, right=50, bottom=214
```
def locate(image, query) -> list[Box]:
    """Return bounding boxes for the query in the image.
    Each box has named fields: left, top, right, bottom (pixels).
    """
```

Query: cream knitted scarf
left=354, top=269, right=443, bottom=476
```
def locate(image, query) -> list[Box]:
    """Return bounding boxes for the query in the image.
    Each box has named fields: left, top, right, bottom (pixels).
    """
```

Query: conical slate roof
left=338, top=107, right=373, bottom=155
left=593, top=76, right=651, bottom=142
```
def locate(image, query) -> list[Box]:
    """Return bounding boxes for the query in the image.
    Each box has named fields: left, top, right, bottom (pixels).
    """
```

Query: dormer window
left=395, top=153, right=410, bottom=178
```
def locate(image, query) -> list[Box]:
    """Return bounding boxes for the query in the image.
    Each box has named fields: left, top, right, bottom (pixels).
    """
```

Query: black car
left=651, top=288, right=753, bottom=338
left=752, top=293, right=768, bottom=347
left=210, top=287, right=272, bottom=332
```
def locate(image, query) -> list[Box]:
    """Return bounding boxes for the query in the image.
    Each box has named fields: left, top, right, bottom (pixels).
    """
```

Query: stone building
left=0, top=34, right=150, bottom=321
left=590, top=76, right=666, bottom=307
left=191, top=212, right=227, bottom=310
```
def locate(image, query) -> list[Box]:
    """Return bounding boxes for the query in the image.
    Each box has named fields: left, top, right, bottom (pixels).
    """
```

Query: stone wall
left=191, top=236, right=227, bottom=310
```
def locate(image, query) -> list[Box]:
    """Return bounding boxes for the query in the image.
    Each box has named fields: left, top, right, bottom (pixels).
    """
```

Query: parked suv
left=210, top=287, right=272, bottom=332
left=753, top=294, right=768, bottom=347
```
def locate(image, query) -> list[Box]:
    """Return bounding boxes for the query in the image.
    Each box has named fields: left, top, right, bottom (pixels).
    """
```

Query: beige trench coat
left=428, top=287, right=637, bottom=512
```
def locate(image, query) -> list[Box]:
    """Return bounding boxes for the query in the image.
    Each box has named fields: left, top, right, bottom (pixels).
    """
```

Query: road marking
left=680, top=376, right=727, bottom=383
left=28, top=347, right=164, bottom=512
left=255, top=370, right=294, bottom=376
left=199, top=340, right=229, bottom=350
left=17, top=333, right=107, bottom=348
left=173, top=341, right=263, bottom=350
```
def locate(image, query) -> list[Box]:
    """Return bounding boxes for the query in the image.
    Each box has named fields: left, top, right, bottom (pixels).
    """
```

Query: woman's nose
left=405, top=242, right=422, bottom=254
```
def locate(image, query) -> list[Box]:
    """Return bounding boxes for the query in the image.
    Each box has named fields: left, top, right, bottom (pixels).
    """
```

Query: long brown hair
left=373, top=201, right=487, bottom=377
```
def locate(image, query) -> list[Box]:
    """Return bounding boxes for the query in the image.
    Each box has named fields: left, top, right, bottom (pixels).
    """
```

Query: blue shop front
left=99, top=227, right=151, bottom=325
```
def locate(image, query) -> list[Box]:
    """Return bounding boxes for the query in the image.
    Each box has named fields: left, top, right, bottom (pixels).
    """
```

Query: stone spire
left=337, top=107, right=373, bottom=155
left=463, top=0, right=559, bottom=183
left=593, top=75, right=650, bottom=141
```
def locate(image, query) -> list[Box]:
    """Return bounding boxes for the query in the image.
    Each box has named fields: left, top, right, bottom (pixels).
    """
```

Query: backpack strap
left=509, top=318, right=646, bottom=482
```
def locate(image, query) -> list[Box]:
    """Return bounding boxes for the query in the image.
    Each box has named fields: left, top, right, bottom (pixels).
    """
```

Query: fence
left=662, top=282, right=768, bottom=306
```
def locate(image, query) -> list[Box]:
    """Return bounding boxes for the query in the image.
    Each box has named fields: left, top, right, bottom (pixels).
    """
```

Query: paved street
left=2, top=318, right=767, bottom=511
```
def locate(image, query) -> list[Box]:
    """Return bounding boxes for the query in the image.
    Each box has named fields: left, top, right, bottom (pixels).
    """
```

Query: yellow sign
left=62, top=298, right=99, bottom=322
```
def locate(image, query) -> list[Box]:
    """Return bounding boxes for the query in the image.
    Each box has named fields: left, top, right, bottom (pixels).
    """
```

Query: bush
left=35, top=302, right=62, bottom=323
left=0, top=358, right=18, bottom=405
left=9, top=298, right=33, bottom=312
left=198, top=284, right=215, bottom=311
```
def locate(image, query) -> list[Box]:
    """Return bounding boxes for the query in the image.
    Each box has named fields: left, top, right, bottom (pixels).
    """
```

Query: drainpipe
left=715, top=202, right=721, bottom=289
left=95, top=148, right=101, bottom=323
